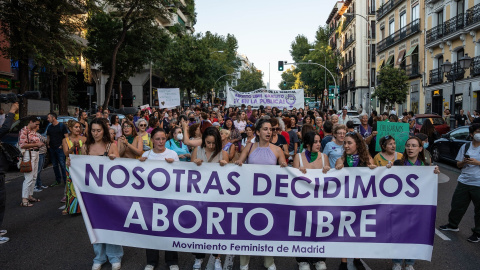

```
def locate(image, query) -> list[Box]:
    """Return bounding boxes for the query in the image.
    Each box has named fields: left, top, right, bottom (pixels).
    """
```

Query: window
left=450, top=127, right=469, bottom=140
left=389, top=20, right=395, bottom=35
left=457, top=49, right=464, bottom=62
left=457, top=0, right=464, bottom=16
left=437, top=10, right=444, bottom=26
left=412, top=5, right=419, bottom=22
left=400, top=12, right=406, bottom=29
left=371, top=20, right=376, bottom=39
left=437, top=56, right=444, bottom=69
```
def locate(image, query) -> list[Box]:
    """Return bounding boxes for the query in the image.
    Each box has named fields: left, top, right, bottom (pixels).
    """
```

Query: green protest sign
left=375, top=121, right=410, bottom=153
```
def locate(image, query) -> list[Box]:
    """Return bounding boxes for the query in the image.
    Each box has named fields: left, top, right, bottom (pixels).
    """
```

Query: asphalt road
left=0, top=162, right=479, bottom=270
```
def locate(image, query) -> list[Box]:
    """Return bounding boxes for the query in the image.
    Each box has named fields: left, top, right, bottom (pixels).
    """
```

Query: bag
left=19, top=150, right=32, bottom=173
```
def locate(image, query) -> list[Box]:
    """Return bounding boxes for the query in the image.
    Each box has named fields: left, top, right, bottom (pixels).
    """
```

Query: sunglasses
left=246, top=124, right=254, bottom=127
left=384, top=135, right=391, bottom=140
left=139, top=124, right=147, bottom=127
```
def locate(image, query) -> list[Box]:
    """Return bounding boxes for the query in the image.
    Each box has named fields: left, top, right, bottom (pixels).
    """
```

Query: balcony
left=429, top=68, right=443, bottom=85
left=466, top=3, right=480, bottom=27
left=377, top=19, right=420, bottom=52
left=471, top=56, right=480, bottom=77
left=426, top=13, right=465, bottom=45
left=343, top=15, right=354, bottom=30
left=405, top=64, right=421, bottom=78
left=349, top=81, right=355, bottom=89
left=445, top=62, right=466, bottom=81
left=342, top=59, right=356, bottom=71
left=376, top=0, right=404, bottom=20
left=343, top=37, right=355, bottom=51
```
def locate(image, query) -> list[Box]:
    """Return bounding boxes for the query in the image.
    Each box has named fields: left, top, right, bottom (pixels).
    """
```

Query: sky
left=194, top=0, right=333, bottom=90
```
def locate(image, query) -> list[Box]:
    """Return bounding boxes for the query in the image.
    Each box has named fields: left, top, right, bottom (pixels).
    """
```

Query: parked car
left=307, top=101, right=320, bottom=110
left=431, top=126, right=470, bottom=162
left=413, top=114, right=450, bottom=135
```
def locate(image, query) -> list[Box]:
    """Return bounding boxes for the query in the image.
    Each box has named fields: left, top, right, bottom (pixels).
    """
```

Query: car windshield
left=416, top=117, right=445, bottom=125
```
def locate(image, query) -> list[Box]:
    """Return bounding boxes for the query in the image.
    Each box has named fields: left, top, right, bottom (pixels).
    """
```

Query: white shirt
left=0, top=113, right=5, bottom=126
left=142, top=148, right=179, bottom=161
left=338, top=114, right=351, bottom=125
left=235, top=120, right=247, bottom=132
left=111, top=124, right=122, bottom=139
left=456, top=142, right=480, bottom=187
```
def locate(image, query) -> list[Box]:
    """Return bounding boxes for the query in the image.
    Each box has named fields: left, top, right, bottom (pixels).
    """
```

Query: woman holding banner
left=293, top=131, right=329, bottom=270
left=190, top=127, right=228, bottom=270
left=335, top=132, right=377, bottom=270
left=235, top=118, right=288, bottom=270
left=79, top=118, right=123, bottom=270
left=390, top=136, right=440, bottom=270
left=139, top=128, right=180, bottom=270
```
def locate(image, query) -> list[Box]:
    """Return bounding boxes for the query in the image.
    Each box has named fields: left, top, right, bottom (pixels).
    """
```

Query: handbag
left=18, top=130, right=33, bottom=173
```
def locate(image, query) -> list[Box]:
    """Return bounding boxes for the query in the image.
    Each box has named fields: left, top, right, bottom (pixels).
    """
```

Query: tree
left=373, top=66, right=409, bottom=105
left=85, top=0, right=171, bottom=110
left=0, top=0, right=86, bottom=116
left=235, top=67, right=265, bottom=92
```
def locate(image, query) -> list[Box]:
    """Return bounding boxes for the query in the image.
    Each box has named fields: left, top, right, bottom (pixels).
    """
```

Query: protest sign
left=70, top=155, right=437, bottom=260
left=157, top=88, right=180, bottom=108
left=226, top=88, right=305, bottom=109
left=375, top=121, right=411, bottom=152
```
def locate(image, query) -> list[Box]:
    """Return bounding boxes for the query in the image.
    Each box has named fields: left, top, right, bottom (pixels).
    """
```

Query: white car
left=337, top=110, right=361, bottom=125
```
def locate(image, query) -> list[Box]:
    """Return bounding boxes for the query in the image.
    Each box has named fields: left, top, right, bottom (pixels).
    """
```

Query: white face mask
left=474, top=133, right=480, bottom=142
left=176, top=133, right=184, bottom=141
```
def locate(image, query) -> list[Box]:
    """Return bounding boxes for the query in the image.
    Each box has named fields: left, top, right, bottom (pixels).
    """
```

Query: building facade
left=424, top=0, right=480, bottom=115
left=375, top=0, right=425, bottom=114
left=327, top=0, right=375, bottom=112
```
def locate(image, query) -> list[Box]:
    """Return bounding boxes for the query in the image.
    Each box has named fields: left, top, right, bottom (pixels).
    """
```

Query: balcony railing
left=427, top=13, right=465, bottom=44
left=377, top=19, right=420, bottom=52
left=446, top=62, right=466, bottom=81
left=343, top=37, right=355, bottom=50
left=429, top=68, right=443, bottom=85
left=376, top=0, right=404, bottom=20
left=471, top=56, right=480, bottom=77
left=343, top=15, right=354, bottom=30
left=406, top=64, right=421, bottom=78
left=342, top=59, right=356, bottom=71
left=466, top=3, right=480, bottom=27
left=349, top=81, right=355, bottom=89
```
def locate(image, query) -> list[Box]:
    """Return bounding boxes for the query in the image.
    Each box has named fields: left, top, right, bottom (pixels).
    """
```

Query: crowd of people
left=6, top=102, right=480, bottom=270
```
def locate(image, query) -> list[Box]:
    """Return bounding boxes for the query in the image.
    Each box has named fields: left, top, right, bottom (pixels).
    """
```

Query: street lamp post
left=442, top=54, right=473, bottom=130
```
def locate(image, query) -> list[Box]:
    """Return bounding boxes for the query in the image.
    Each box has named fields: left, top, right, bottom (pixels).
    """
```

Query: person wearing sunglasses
left=118, top=120, right=143, bottom=159
left=136, top=119, right=152, bottom=152
left=373, top=135, right=403, bottom=166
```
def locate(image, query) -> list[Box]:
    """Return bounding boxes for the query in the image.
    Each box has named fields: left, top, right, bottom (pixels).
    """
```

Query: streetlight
left=441, top=53, right=472, bottom=130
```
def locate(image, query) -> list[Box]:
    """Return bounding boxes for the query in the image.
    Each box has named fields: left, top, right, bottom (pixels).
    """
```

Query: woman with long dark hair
left=419, top=119, right=438, bottom=152
left=117, top=120, right=143, bottom=159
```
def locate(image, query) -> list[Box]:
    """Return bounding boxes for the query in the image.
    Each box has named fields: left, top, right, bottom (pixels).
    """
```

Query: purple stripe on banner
left=81, top=192, right=436, bottom=246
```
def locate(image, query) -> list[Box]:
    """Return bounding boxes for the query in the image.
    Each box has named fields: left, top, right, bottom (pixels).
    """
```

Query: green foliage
left=279, top=68, right=296, bottom=90
left=235, top=67, right=265, bottom=92
left=373, top=66, right=409, bottom=105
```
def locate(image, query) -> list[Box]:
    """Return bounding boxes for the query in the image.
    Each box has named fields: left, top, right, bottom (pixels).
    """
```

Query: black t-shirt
left=456, top=114, right=467, bottom=126
left=273, top=134, right=287, bottom=148
left=47, top=122, right=68, bottom=149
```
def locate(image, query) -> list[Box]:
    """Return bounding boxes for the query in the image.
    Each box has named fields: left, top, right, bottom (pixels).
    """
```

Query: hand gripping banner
left=69, top=155, right=438, bottom=260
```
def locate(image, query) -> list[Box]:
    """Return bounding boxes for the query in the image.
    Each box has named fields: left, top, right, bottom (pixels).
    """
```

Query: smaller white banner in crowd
left=69, top=155, right=438, bottom=261
left=226, top=88, right=305, bottom=109
left=157, top=88, right=180, bottom=108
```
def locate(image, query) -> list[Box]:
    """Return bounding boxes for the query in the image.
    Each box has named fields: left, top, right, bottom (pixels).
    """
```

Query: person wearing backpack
left=439, top=123, right=480, bottom=243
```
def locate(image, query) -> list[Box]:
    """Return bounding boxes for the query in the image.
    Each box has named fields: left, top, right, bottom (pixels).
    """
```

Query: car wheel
left=432, top=146, right=440, bottom=162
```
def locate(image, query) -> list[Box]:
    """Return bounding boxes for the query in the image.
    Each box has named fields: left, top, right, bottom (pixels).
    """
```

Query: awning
left=405, top=45, right=418, bottom=57
left=385, top=55, right=394, bottom=66
left=396, top=50, right=406, bottom=65
left=377, top=59, right=384, bottom=70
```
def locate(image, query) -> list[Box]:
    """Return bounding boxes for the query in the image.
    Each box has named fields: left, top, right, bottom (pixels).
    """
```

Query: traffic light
left=366, top=93, right=369, bottom=98
left=133, top=95, right=136, bottom=100
left=278, top=61, right=284, bottom=71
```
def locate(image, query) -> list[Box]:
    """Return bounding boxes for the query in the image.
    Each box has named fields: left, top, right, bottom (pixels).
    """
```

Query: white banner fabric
left=226, top=88, right=305, bottom=109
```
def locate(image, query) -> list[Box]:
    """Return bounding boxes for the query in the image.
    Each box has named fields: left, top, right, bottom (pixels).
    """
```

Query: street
left=0, top=162, right=479, bottom=270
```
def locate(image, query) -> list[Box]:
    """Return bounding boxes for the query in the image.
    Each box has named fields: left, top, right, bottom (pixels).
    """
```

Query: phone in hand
left=465, top=154, right=471, bottom=159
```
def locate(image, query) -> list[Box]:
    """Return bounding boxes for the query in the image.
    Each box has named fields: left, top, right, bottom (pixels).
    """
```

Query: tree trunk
left=58, top=73, right=68, bottom=115
left=18, top=59, right=29, bottom=117
left=50, top=72, right=54, bottom=112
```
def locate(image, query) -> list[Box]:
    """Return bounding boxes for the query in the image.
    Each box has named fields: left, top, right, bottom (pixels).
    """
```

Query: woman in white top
left=110, top=114, right=122, bottom=139
left=139, top=128, right=180, bottom=270
left=235, top=111, right=247, bottom=134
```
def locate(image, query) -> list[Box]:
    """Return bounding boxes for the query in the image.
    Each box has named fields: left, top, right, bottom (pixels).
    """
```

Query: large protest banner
left=375, top=121, right=411, bottom=152
left=70, top=155, right=437, bottom=260
left=226, top=88, right=305, bottom=109
left=157, top=88, right=180, bottom=108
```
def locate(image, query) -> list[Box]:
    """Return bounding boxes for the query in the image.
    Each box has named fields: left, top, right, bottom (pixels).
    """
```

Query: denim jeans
left=49, top=147, right=66, bottom=184
left=35, top=153, right=45, bottom=188
left=93, top=244, right=123, bottom=265
left=392, top=259, right=415, bottom=265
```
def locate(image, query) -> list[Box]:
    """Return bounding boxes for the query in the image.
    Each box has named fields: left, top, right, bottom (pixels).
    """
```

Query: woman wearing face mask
left=166, top=126, right=190, bottom=161
left=390, top=136, right=440, bottom=270
left=190, top=127, right=228, bottom=270
left=415, top=133, right=433, bottom=165
left=373, top=135, right=403, bottom=166
left=293, top=131, right=329, bottom=270
left=138, top=128, right=180, bottom=270
left=235, top=118, right=287, bottom=270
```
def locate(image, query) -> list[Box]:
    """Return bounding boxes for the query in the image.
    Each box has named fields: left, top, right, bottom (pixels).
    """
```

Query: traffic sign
left=324, top=89, right=328, bottom=96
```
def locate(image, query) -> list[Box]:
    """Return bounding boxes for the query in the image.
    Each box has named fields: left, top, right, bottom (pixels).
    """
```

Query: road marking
left=223, top=255, right=234, bottom=270
left=205, top=254, right=215, bottom=270
left=435, top=228, right=452, bottom=241
left=360, top=259, right=372, bottom=270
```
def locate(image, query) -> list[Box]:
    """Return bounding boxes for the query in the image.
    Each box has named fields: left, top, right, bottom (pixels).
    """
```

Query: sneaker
left=353, top=259, right=366, bottom=270
left=91, top=263, right=102, bottom=270
left=193, top=258, right=203, bottom=270
left=112, top=262, right=121, bottom=270
left=314, top=261, right=327, bottom=270
left=392, top=263, right=402, bottom=270
left=240, top=265, right=249, bottom=270
left=144, top=265, right=155, bottom=270
left=60, top=196, right=66, bottom=203
left=405, top=265, right=415, bottom=270
left=214, top=258, right=222, bottom=270
left=50, top=182, right=61, bottom=187
left=467, top=232, right=480, bottom=243
left=267, top=263, right=277, bottom=270
left=338, top=262, right=348, bottom=270
left=0, top=230, right=7, bottom=236
left=41, top=185, right=48, bottom=189
left=33, top=187, right=42, bottom=192
left=298, top=262, right=311, bottom=270
left=0, top=236, right=9, bottom=244
left=439, top=224, right=459, bottom=232
left=170, top=266, right=180, bottom=270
